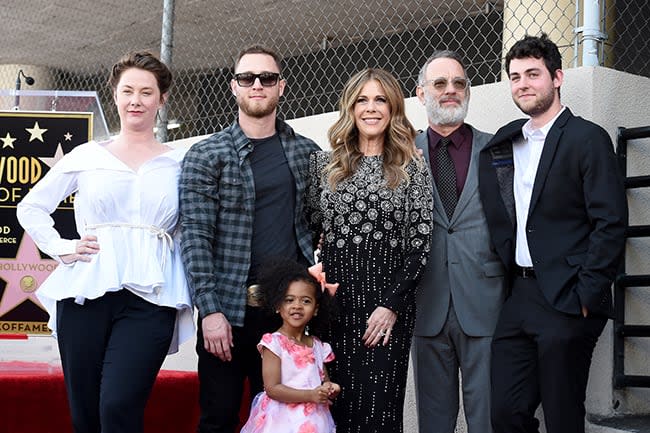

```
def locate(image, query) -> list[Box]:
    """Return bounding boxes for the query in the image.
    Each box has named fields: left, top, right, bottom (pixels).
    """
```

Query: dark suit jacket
left=478, top=108, right=627, bottom=317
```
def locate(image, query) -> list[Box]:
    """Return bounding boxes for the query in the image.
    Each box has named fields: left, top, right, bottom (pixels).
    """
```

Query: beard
left=424, top=91, right=469, bottom=126
left=514, top=87, right=556, bottom=117
left=238, top=94, right=279, bottom=118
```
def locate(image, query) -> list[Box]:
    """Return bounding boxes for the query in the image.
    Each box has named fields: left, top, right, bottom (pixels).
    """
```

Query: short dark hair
left=505, top=33, right=562, bottom=78
left=108, top=50, right=172, bottom=97
left=233, top=45, right=283, bottom=74
left=418, top=50, right=468, bottom=85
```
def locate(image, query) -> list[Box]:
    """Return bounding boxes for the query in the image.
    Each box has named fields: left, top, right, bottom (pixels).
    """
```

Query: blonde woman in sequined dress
left=307, top=68, right=433, bottom=433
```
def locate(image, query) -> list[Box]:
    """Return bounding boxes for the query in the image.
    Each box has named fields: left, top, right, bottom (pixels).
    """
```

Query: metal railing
left=614, top=125, right=650, bottom=388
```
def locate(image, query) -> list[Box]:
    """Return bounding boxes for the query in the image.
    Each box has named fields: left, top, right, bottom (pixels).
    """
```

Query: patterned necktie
left=436, top=137, right=458, bottom=220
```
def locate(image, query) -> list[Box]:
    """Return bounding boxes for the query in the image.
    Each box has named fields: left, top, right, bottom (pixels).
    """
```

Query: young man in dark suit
left=478, top=34, right=627, bottom=433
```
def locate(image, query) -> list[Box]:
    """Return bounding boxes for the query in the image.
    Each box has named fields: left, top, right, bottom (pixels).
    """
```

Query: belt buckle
left=247, top=284, right=264, bottom=307
left=520, top=267, right=533, bottom=278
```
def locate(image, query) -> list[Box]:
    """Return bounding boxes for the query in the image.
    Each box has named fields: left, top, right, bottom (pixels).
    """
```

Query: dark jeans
left=196, top=306, right=280, bottom=433
left=490, top=276, right=607, bottom=433
left=57, top=290, right=176, bottom=433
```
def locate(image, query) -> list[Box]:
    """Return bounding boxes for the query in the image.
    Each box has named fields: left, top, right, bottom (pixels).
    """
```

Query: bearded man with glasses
left=411, top=50, right=507, bottom=433
left=179, top=45, right=320, bottom=433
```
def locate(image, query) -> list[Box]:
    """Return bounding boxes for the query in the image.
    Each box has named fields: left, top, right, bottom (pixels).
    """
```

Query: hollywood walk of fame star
left=63, top=132, right=73, bottom=141
left=0, top=235, right=57, bottom=318
left=26, top=121, right=48, bottom=142
left=1, top=132, right=17, bottom=149
left=39, top=143, right=65, bottom=168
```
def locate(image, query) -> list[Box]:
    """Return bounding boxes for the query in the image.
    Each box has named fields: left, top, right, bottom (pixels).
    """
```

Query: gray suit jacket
left=414, top=125, right=506, bottom=337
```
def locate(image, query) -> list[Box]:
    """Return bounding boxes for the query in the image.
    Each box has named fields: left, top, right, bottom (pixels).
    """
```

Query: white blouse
left=16, top=140, right=194, bottom=354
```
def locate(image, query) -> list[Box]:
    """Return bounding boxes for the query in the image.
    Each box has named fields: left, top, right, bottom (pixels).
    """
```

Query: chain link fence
left=1, top=0, right=648, bottom=141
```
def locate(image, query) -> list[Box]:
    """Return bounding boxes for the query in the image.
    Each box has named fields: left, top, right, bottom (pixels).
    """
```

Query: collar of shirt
left=521, top=106, right=566, bottom=142
left=427, top=123, right=471, bottom=149
left=234, top=117, right=296, bottom=153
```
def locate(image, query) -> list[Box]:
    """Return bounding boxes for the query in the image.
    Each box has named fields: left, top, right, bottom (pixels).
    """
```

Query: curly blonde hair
left=326, top=68, right=418, bottom=190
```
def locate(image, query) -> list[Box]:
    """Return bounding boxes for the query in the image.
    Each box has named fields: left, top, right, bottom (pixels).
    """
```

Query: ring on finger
left=378, top=330, right=386, bottom=337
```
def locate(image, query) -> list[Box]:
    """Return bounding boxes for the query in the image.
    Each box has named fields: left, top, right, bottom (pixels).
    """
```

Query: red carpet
left=0, top=362, right=250, bottom=433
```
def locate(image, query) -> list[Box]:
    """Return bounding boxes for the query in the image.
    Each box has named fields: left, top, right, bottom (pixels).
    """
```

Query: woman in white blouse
left=16, top=51, right=194, bottom=433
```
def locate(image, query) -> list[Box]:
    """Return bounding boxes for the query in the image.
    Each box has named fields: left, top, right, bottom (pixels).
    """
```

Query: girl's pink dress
left=240, top=332, right=336, bottom=433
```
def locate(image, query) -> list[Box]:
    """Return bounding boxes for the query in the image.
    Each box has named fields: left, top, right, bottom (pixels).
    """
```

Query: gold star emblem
left=1, top=132, right=17, bottom=149
left=63, top=132, right=72, bottom=141
left=26, top=121, right=48, bottom=142
left=20, top=276, right=37, bottom=293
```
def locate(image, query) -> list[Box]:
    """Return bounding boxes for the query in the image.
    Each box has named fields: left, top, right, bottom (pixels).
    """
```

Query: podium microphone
left=13, top=69, right=35, bottom=110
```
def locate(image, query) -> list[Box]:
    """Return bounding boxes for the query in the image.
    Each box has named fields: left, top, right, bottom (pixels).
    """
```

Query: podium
left=0, top=89, right=110, bottom=141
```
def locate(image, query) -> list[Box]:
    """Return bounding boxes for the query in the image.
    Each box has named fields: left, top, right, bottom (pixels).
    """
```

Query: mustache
left=438, top=96, right=462, bottom=105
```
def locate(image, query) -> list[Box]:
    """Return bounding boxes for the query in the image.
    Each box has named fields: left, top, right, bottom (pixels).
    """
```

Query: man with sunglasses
left=179, top=45, right=320, bottom=433
left=412, top=50, right=507, bottom=433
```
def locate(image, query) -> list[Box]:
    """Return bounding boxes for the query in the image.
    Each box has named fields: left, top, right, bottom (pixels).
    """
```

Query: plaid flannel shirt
left=179, top=118, right=320, bottom=326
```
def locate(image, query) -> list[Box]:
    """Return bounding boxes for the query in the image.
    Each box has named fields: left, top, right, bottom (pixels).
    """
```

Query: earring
left=275, top=310, right=279, bottom=314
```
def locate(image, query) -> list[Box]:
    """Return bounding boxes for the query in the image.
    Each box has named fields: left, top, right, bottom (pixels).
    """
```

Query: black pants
left=490, top=276, right=606, bottom=433
left=56, top=290, right=176, bottom=433
left=196, top=306, right=280, bottom=433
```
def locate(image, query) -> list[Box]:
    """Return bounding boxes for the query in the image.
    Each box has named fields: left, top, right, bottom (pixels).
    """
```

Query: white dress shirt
left=16, top=140, right=194, bottom=353
left=513, top=107, right=566, bottom=267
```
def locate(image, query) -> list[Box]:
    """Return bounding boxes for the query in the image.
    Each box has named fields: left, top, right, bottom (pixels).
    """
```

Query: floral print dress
left=240, top=332, right=336, bottom=433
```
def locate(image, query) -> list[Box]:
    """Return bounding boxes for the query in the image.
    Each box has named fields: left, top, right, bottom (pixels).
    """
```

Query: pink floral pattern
left=293, top=345, right=316, bottom=368
left=298, top=421, right=318, bottom=433
left=302, top=402, right=317, bottom=416
left=239, top=332, right=336, bottom=433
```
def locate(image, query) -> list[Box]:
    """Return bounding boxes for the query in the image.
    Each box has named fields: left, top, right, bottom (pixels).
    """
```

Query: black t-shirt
left=248, top=133, right=300, bottom=282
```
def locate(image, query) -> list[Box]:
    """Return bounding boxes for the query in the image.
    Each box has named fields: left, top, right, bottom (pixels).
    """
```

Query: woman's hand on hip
left=60, top=235, right=99, bottom=264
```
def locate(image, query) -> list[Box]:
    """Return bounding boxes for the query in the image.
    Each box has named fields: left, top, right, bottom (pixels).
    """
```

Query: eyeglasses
left=233, top=72, right=281, bottom=87
left=421, top=77, right=469, bottom=92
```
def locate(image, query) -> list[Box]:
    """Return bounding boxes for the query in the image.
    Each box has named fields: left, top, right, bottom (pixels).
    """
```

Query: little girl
left=240, top=257, right=340, bottom=433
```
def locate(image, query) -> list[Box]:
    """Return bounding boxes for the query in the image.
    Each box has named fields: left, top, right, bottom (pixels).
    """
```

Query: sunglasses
left=233, top=72, right=281, bottom=87
left=421, top=77, right=469, bottom=92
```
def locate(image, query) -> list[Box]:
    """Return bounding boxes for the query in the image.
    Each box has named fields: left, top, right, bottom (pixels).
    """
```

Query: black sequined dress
left=307, top=151, right=433, bottom=433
